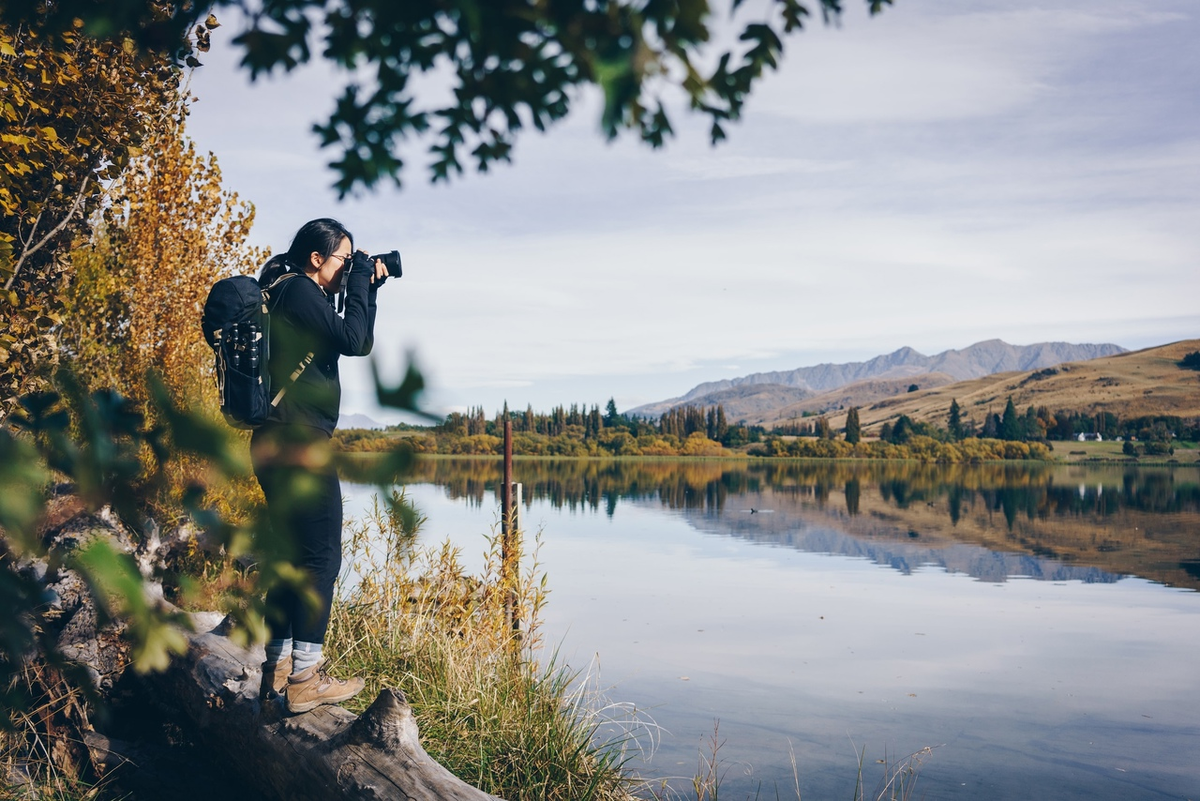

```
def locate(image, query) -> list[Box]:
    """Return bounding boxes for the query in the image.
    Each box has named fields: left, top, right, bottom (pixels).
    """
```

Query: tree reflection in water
left=392, top=457, right=1200, bottom=591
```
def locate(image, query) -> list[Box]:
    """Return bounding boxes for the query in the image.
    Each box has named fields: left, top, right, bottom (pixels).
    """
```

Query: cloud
left=666, top=155, right=854, bottom=181
left=751, top=3, right=1187, bottom=125
left=184, top=1, right=1200, bottom=415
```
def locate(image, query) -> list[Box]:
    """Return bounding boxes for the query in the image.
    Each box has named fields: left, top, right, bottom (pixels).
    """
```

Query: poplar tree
left=845, top=407, right=861, bottom=444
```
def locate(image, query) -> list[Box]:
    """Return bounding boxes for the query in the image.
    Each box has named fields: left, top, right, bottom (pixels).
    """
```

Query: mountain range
left=628, top=339, right=1127, bottom=423
left=827, top=338, right=1200, bottom=435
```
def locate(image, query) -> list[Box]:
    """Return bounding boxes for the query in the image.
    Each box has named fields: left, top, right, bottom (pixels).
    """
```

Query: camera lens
left=370, top=251, right=402, bottom=278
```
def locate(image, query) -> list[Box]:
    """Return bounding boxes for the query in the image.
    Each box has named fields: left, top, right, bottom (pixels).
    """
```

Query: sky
left=184, top=0, right=1200, bottom=423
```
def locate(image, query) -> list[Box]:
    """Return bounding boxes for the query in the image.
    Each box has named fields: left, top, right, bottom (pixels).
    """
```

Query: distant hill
left=338, top=413, right=384, bottom=430
left=629, top=340, right=1127, bottom=421
left=818, top=339, right=1200, bottom=435
left=760, top=373, right=959, bottom=427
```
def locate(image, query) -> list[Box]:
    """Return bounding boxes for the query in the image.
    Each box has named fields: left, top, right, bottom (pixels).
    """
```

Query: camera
left=370, top=250, right=402, bottom=279
left=347, top=250, right=402, bottom=280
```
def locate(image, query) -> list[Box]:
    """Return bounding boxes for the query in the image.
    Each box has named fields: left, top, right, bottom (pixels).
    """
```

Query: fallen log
left=144, top=619, right=503, bottom=801
left=20, top=501, right=502, bottom=800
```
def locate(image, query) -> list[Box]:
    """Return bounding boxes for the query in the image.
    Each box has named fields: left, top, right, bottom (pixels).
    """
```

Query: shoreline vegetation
left=333, top=398, right=1200, bottom=465
left=326, top=495, right=641, bottom=801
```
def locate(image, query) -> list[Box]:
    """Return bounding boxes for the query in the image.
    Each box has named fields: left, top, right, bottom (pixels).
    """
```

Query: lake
left=344, top=459, right=1200, bottom=800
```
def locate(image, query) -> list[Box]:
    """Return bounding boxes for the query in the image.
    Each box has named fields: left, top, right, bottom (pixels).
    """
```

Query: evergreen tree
left=948, top=399, right=962, bottom=440
left=1001, top=397, right=1021, bottom=441
left=604, top=398, right=620, bottom=428
left=715, top=405, right=729, bottom=443
left=845, top=407, right=861, bottom=444
left=816, top=415, right=832, bottom=440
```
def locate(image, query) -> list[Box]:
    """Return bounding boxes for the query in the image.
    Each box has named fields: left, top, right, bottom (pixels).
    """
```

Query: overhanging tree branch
left=0, top=0, right=893, bottom=197
left=5, top=177, right=91, bottom=293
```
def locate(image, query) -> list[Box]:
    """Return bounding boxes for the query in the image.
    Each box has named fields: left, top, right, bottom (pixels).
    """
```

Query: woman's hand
left=357, top=249, right=389, bottom=288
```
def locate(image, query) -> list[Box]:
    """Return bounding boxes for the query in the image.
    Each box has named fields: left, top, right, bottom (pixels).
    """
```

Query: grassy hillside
left=821, top=339, right=1200, bottom=435
left=756, top=372, right=956, bottom=427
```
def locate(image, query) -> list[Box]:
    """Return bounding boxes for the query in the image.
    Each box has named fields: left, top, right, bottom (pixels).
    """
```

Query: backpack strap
left=261, top=272, right=315, bottom=410
left=270, top=352, right=314, bottom=408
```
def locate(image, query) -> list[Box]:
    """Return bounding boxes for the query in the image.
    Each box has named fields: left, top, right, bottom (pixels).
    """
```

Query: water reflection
left=399, top=458, right=1200, bottom=590
left=343, top=458, right=1200, bottom=799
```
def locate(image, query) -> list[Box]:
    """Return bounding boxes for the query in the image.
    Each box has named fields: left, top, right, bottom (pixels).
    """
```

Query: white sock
left=292, top=641, right=322, bottom=675
left=264, top=638, right=292, bottom=667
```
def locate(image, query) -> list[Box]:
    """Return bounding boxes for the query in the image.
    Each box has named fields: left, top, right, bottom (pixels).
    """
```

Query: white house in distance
left=1077, top=432, right=1103, bottom=442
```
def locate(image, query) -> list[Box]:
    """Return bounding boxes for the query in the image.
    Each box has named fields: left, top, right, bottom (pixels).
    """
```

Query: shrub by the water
left=326, top=494, right=640, bottom=801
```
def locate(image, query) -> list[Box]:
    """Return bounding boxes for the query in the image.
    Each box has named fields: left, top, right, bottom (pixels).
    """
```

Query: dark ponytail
left=259, top=218, right=354, bottom=286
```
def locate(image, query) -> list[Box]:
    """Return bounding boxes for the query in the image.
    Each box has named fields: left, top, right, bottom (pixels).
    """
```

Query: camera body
left=347, top=250, right=402, bottom=280
left=337, top=250, right=401, bottom=311
left=343, top=250, right=402, bottom=295
left=370, top=250, right=402, bottom=279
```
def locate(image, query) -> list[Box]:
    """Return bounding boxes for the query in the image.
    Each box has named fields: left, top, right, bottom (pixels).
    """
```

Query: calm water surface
left=345, top=460, right=1200, bottom=800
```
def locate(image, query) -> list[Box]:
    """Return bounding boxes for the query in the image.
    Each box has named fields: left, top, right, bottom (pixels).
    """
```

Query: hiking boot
left=285, top=661, right=365, bottom=714
left=259, top=654, right=293, bottom=701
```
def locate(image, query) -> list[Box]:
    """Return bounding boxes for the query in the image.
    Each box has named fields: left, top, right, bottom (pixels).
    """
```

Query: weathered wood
left=144, top=622, right=503, bottom=801
left=25, top=504, right=500, bottom=800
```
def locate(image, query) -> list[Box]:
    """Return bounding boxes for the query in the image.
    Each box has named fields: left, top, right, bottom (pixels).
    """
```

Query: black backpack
left=201, top=273, right=312, bottom=429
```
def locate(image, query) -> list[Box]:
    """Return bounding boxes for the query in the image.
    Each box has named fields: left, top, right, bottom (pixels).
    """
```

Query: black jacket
left=264, top=263, right=377, bottom=436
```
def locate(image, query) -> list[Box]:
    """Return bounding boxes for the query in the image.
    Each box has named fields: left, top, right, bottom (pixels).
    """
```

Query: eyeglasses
left=328, top=253, right=352, bottom=265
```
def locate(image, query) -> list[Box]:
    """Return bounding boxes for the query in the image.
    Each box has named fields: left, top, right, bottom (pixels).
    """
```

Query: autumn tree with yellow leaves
left=0, top=11, right=217, bottom=412
left=62, top=105, right=264, bottom=413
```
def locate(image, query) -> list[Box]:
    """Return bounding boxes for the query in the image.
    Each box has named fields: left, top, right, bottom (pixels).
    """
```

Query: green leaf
left=0, top=429, right=48, bottom=553
left=73, top=540, right=192, bottom=674
left=372, top=352, right=437, bottom=419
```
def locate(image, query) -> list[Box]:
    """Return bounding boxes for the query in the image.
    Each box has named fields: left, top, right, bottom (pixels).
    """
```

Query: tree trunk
left=144, top=620, right=503, bottom=801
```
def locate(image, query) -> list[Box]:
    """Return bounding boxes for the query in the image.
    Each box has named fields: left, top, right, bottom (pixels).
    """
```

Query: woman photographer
left=251, top=218, right=388, bottom=713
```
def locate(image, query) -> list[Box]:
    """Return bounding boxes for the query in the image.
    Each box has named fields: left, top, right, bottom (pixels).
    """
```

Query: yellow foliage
left=679, top=432, right=726, bottom=456
left=1002, top=441, right=1030, bottom=460
left=636, top=436, right=677, bottom=456
left=0, top=17, right=181, bottom=410
left=62, top=110, right=264, bottom=413
left=774, top=434, right=1051, bottom=463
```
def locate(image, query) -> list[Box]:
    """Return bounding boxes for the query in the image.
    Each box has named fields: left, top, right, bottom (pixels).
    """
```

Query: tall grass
left=1, top=662, right=106, bottom=801
left=645, top=723, right=936, bottom=801
left=325, top=492, right=641, bottom=801
left=850, top=742, right=936, bottom=801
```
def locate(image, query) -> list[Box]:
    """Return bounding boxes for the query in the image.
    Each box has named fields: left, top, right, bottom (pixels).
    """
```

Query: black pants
left=251, top=425, right=342, bottom=645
